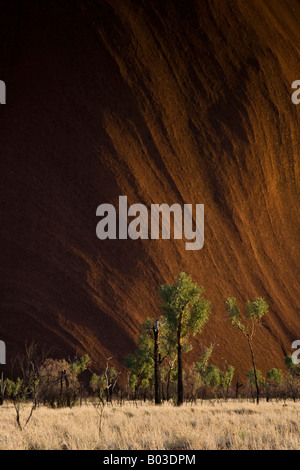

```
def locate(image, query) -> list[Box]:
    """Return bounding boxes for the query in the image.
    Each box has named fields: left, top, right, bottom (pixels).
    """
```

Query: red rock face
left=0, top=0, right=299, bottom=377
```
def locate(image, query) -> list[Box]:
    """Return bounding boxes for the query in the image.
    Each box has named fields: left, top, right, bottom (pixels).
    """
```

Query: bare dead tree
left=104, top=357, right=121, bottom=403
left=236, top=376, right=243, bottom=399
left=92, top=395, right=105, bottom=437
left=153, top=319, right=162, bottom=405
left=58, top=369, right=71, bottom=408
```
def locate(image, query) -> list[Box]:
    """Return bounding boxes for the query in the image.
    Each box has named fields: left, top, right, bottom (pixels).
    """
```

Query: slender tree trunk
left=64, top=371, right=71, bottom=408
left=153, top=322, right=161, bottom=405
left=248, top=338, right=259, bottom=404
left=235, top=377, right=243, bottom=399
left=177, top=311, right=184, bottom=406
left=166, top=369, right=171, bottom=401
left=154, top=344, right=160, bottom=403
left=58, top=370, right=64, bottom=407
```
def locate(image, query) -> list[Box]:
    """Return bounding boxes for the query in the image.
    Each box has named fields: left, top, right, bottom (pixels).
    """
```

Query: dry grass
left=0, top=400, right=300, bottom=450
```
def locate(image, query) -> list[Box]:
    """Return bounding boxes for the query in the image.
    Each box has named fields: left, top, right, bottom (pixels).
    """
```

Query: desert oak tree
left=160, top=273, right=211, bottom=406
left=226, top=297, right=269, bottom=404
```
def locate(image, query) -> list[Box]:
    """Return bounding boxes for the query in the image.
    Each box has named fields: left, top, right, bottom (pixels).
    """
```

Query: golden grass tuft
left=0, top=400, right=300, bottom=450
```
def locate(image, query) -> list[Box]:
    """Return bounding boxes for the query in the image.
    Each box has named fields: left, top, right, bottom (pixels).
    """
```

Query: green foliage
left=138, top=316, right=172, bottom=356
left=285, top=355, right=300, bottom=377
left=125, top=347, right=153, bottom=392
left=196, top=344, right=214, bottom=376
left=246, top=298, right=269, bottom=321
left=266, top=368, right=283, bottom=385
left=160, top=272, right=211, bottom=340
left=196, top=359, right=235, bottom=393
left=125, top=314, right=182, bottom=397
left=246, top=368, right=265, bottom=387
left=226, top=297, right=269, bottom=335
left=38, top=355, right=90, bottom=407
left=70, top=354, right=90, bottom=375
left=195, top=346, right=234, bottom=394
left=226, top=297, right=247, bottom=333
left=220, top=365, right=235, bottom=390
left=226, top=297, right=240, bottom=320
left=160, top=273, right=211, bottom=405
left=90, top=373, right=100, bottom=392
left=107, top=367, right=118, bottom=382
left=5, top=378, right=24, bottom=400
left=90, top=373, right=106, bottom=399
left=205, top=365, right=221, bottom=389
